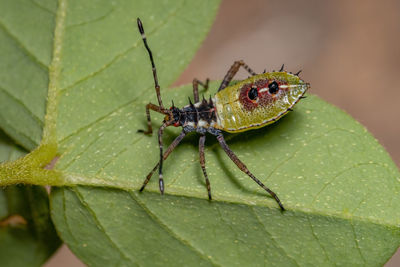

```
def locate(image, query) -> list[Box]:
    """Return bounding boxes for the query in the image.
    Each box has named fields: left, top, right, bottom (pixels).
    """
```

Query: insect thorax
left=171, top=98, right=221, bottom=135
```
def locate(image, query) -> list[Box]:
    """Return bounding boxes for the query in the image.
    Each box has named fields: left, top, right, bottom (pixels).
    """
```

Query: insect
left=136, top=18, right=309, bottom=210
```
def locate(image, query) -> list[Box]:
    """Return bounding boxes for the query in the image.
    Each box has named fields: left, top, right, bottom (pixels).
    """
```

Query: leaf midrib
left=59, top=171, right=400, bottom=230
left=42, top=0, right=67, bottom=146
left=56, top=121, right=400, bottom=228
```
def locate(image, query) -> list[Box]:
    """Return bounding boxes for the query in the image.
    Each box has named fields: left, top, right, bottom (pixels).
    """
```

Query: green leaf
left=1, top=0, right=399, bottom=266
left=0, top=131, right=61, bottom=266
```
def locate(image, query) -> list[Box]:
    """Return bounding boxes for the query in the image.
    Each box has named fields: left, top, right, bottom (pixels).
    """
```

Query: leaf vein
left=59, top=87, right=150, bottom=143
left=72, top=187, right=138, bottom=266
left=94, top=136, right=145, bottom=176
left=0, top=19, right=48, bottom=69
left=306, top=215, right=331, bottom=264
left=167, top=155, right=197, bottom=187
left=58, top=0, right=188, bottom=93
left=65, top=7, right=115, bottom=29
left=251, top=207, right=300, bottom=267
left=0, top=85, right=44, bottom=125
left=60, top=132, right=106, bottom=170
left=61, top=189, right=80, bottom=245
left=30, top=0, right=56, bottom=15
left=0, top=113, right=39, bottom=149
left=264, top=128, right=355, bottom=182
left=310, top=162, right=384, bottom=208
left=129, top=191, right=221, bottom=267
left=350, top=219, right=367, bottom=264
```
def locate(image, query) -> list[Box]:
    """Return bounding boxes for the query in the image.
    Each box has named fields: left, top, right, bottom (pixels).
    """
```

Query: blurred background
left=46, top=0, right=400, bottom=265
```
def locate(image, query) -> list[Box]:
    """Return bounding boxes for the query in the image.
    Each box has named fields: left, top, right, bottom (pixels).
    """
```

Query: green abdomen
left=214, top=92, right=280, bottom=133
left=214, top=72, right=309, bottom=133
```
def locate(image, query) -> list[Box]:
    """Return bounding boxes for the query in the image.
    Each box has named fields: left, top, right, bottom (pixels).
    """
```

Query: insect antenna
left=137, top=18, right=165, bottom=109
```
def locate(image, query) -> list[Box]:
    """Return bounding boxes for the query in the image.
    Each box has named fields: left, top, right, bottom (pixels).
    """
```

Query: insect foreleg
left=158, top=121, right=169, bottom=193
left=218, top=60, right=257, bottom=92
left=157, top=120, right=175, bottom=194
left=192, top=78, right=210, bottom=102
left=216, top=134, right=285, bottom=211
left=140, top=130, right=186, bottom=192
left=138, top=103, right=168, bottom=135
left=199, top=134, right=212, bottom=200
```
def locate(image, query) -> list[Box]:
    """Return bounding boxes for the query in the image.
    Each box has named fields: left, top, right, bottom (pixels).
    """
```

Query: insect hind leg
left=216, top=134, right=285, bottom=210
left=218, top=60, right=257, bottom=92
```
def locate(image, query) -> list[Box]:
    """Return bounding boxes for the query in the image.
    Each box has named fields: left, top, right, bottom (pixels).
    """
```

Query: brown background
left=46, top=0, right=400, bottom=265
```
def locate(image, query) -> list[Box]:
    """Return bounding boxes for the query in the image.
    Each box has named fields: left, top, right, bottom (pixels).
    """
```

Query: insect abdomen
left=214, top=93, right=275, bottom=133
left=214, top=72, right=309, bottom=133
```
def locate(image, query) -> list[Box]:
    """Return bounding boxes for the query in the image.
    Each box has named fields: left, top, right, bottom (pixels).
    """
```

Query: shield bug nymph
left=136, top=18, right=309, bottom=210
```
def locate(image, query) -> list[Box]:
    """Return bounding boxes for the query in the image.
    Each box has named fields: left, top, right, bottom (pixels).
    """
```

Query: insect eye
left=268, top=81, right=279, bottom=94
left=248, top=87, right=258, bottom=100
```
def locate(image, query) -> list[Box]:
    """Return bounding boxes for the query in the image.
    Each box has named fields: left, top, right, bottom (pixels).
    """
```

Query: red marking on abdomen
left=239, top=78, right=289, bottom=111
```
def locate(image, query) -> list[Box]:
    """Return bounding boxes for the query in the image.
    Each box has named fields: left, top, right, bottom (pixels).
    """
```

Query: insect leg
left=199, top=134, right=212, bottom=200
left=216, top=134, right=285, bottom=211
left=137, top=18, right=164, bottom=109
left=140, top=130, right=186, bottom=191
left=192, top=78, right=210, bottom=103
left=218, top=60, right=257, bottom=92
left=157, top=120, right=175, bottom=194
left=138, top=103, right=167, bottom=135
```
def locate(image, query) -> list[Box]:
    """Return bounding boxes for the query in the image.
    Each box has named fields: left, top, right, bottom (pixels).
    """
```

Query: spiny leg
left=199, top=134, right=211, bottom=200
left=192, top=78, right=210, bottom=103
left=138, top=103, right=166, bottom=135
left=218, top=60, right=257, bottom=92
left=137, top=18, right=164, bottom=109
left=216, top=134, right=285, bottom=210
left=140, top=130, right=186, bottom=191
